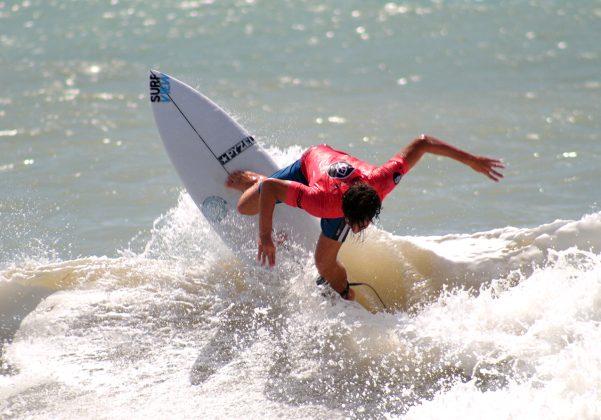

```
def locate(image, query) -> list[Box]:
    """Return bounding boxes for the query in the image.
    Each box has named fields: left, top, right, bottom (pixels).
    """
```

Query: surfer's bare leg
left=225, top=170, right=266, bottom=215
left=314, top=234, right=355, bottom=300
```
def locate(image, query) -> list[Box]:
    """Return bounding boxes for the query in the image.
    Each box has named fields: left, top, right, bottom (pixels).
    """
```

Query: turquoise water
left=1, top=1, right=601, bottom=418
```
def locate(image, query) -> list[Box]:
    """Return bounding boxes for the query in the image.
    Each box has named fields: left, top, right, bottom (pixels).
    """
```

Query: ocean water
left=1, top=0, right=601, bottom=418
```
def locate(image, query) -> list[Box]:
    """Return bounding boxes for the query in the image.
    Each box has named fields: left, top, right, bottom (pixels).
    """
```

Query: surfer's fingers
left=257, top=245, right=265, bottom=265
left=473, top=159, right=504, bottom=181
left=476, top=157, right=505, bottom=169
left=486, top=160, right=505, bottom=171
left=226, top=170, right=242, bottom=187
left=486, top=169, right=503, bottom=182
left=491, top=168, right=504, bottom=179
left=269, top=251, right=276, bottom=267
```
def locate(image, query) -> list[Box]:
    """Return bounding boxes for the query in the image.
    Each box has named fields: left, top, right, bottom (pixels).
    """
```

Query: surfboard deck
left=149, top=70, right=320, bottom=260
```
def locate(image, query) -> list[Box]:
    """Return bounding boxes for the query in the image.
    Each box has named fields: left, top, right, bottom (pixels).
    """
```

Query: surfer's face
left=348, top=219, right=370, bottom=234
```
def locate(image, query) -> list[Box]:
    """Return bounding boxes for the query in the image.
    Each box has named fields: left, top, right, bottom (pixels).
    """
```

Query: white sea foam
left=2, top=186, right=601, bottom=418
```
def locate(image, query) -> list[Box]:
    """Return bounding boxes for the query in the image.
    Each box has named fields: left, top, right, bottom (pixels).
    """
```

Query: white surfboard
left=149, top=70, right=320, bottom=261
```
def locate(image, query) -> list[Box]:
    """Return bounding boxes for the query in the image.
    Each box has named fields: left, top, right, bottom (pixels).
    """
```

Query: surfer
left=226, top=134, right=504, bottom=300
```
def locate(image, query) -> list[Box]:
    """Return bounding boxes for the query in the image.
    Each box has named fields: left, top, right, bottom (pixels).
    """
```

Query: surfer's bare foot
left=225, top=170, right=265, bottom=192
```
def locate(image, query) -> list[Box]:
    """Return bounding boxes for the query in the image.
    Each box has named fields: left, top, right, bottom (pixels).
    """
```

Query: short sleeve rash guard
left=284, top=145, right=410, bottom=218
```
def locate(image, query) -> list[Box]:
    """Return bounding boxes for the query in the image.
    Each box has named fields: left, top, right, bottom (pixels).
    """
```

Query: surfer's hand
left=469, top=156, right=505, bottom=182
left=344, top=288, right=356, bottom=301
left=258, top=235, right=276, bottom=267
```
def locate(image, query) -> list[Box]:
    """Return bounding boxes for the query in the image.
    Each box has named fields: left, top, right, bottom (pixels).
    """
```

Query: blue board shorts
left=265, top=160, right=350, bottom=242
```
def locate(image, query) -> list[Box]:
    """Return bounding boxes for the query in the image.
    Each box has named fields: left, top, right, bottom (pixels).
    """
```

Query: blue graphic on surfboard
left=148, top=70, right=320, bottom=261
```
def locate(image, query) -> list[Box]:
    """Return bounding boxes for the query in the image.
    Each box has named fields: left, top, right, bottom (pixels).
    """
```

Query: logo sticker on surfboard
left=218, top=136, right=256, bottom=165
left=201, top=196, right=228, bottom=223
left=149, top=72, right=171, bottom=103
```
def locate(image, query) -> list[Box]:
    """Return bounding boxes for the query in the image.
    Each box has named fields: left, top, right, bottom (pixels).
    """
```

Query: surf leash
left=316, top=276, right=387, bottom=310
left=349, top=282, right=387, bottom=311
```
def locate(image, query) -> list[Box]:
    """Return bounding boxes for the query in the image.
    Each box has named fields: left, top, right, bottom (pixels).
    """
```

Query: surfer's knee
left=236, top=198, right=257, bottom=215
left=236, top=201, right=256, bottom=215
left=236, top=184, right=260, bottom=215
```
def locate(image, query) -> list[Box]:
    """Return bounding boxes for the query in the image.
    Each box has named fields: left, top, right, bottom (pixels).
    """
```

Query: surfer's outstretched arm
left=401, top=134, right=505, bottom=181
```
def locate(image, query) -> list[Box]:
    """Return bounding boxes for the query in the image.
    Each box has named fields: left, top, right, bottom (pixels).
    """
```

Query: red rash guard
left=284, top=145, right=410, bottom=218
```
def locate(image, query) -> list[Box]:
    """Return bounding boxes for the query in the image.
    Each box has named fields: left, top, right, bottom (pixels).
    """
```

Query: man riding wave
left=226, top=134, right=504, bottom=301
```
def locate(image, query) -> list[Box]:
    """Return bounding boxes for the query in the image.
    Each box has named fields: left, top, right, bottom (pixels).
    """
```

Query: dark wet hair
left=342, top=183, right=381, bottom=227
